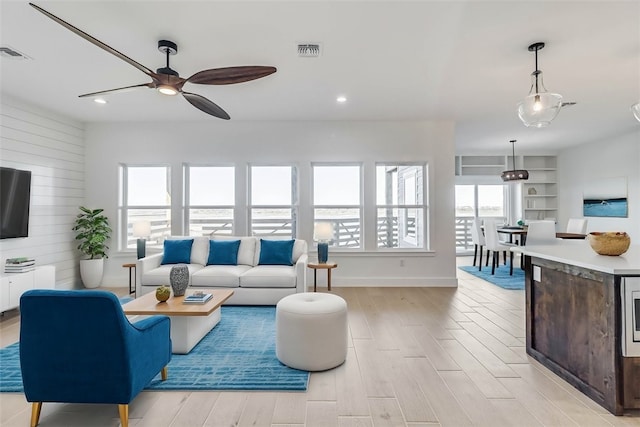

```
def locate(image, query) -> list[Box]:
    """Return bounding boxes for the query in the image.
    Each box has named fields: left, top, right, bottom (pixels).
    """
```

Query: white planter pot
left=80, top=258, right=104, bottom=289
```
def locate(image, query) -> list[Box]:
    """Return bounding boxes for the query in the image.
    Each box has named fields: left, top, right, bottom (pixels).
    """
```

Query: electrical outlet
left=399, top=259, right=405, bottom=267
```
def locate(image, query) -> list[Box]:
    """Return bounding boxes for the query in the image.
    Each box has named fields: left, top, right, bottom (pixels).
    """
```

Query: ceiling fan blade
left=29, top=3, right=155, bottom=77
left=78, top=83, right=154, bottom=98
left=182, top=92, right=230, bottom=120
left=186, top=66, right=277, bottom=85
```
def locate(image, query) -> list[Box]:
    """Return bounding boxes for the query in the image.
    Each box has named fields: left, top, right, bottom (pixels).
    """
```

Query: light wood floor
left=1, top=258, right=639, bottom=427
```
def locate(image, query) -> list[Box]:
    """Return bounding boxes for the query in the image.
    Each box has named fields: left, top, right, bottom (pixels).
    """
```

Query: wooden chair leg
left=118, top=404, right=128, bottom=427
left=473, top=244, right=478, bottom=266
left=161, top=366, right=168, bottom=381
left=30, top=402, right=42, bottom=427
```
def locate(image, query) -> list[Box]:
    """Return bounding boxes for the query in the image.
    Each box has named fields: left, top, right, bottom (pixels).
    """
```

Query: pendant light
left=501, top=140, right=529, bottom=182
left=632, top=102, right=640, bottom=122
left=517, top=42, right=563, bottom=128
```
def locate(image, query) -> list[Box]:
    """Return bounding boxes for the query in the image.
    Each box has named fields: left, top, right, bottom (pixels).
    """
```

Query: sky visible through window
left=455, top=184, right=504, bottom=217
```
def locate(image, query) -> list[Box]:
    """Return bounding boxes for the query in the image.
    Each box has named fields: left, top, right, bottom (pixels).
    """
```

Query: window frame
left=247, top=163, right=298, bottom=238
left=183, top=164, right=236, bottom=237
left=311, top=162, right=364, bottom=250
left=375, top=162, right=428, bottom=251
left=118, top=163, right=172, bottom=252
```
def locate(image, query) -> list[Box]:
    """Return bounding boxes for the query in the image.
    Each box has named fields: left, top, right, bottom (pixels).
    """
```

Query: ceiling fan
left=29, top=3, right=277, bottom=119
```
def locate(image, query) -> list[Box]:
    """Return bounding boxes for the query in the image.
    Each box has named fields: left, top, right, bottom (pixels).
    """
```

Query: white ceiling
left=1, top=1, right=639, bottom=154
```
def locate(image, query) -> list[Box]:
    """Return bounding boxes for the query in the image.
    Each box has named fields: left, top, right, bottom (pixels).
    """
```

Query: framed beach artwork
left=583, top=177, right=628, bottom=218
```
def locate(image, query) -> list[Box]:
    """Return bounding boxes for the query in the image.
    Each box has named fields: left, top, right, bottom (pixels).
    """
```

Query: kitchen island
left=521, top=241, right=640, bottom=415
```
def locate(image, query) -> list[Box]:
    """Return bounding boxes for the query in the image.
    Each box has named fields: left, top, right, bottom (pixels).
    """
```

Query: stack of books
left=183, top=292, right=213, bottom=304
left=5, top=257, right=35, bottom=273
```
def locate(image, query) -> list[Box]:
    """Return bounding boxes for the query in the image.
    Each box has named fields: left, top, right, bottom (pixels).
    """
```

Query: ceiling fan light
left=157, top=85, right=178, bottom=96
left=632, top=102, right=640, bottom=122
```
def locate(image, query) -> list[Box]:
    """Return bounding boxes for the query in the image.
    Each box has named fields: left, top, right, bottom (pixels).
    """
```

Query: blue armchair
left=19, top=290, right=171, bottom=427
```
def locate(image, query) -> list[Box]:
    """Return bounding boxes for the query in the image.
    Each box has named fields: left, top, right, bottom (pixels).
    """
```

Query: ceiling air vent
left=297, top=43, right=321, bottom=58
left=0, top=46, right=31, bottom=60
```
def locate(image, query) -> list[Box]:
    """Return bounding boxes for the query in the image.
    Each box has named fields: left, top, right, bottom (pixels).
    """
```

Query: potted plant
left=72, top=206, right=112, bottom=288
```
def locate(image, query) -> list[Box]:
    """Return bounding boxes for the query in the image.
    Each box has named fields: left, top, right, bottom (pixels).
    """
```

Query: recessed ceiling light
left=94, top=98, right=107, bottom=104
left=336, top=96, right=347, bottom=103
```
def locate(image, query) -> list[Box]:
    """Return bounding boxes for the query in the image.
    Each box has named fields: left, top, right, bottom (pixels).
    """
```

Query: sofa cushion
left=258, top=239, right=295, bottom=265
left=167, top=235, right=209, bottom=265
left=191, top=265, right=251, bottom=288
left=210, top=235, right=257, bottom=266
left=239, top=266, right=297, bottom=288
left=207, top=240, right=241, bottom=265
left=161, top=239, right=194, bottom=264
left=142, top=264, right=204, bottom=287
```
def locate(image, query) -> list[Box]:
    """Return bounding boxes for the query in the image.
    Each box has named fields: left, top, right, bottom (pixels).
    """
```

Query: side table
left=122, top=263, right=136, bottom=295
left=307, top=262, right=338, bottom=292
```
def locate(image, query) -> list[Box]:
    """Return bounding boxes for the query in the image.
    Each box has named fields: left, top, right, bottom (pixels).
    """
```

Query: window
left=376, top=164, right=426, bottom=249
left=185, top=165, right=235, bottom=236
left=249, top=165, right=297, bottom=238
left=119, top=165, right=171, bottom=251
left=313, top=164, right=362, bottom=248
left=455, top=184, right=507, bottom=252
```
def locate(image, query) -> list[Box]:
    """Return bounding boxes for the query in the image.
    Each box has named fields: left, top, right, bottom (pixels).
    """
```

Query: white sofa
left=136, top=236, right=308, bottom=305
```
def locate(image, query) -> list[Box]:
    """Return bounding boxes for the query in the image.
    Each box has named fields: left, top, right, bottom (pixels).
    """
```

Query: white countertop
left=519, top=240, right=640, bottom=275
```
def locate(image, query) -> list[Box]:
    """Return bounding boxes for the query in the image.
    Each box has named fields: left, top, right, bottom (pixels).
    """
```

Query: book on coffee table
left=183, top=293, right=213, bottom=304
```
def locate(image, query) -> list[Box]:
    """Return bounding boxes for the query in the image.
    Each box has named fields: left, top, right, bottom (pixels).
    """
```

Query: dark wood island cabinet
left=521, top=242, right=640, bottom=415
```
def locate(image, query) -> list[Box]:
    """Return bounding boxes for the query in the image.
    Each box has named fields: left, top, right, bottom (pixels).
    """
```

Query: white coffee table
left=123, top=288, right=234, bottom=354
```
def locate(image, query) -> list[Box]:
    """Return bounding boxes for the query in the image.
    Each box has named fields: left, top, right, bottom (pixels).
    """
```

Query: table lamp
left=132, top=220, right=151, bottom=259
left=314, top=222, right=334, bottom=264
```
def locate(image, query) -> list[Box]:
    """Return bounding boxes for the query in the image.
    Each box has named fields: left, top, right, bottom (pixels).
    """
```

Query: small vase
left=169, top=264, right=190, bottom=296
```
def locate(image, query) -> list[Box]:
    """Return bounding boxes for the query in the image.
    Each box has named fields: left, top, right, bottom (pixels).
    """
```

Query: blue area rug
left=0, top=306, right=309, bottom=392
left=459, top=263, right=525, bottom=290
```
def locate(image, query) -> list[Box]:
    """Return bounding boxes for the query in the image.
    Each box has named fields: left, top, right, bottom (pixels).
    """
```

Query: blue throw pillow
left=258, top=239, right=295, bottom=266
left=207, top=240, right=241, bottom=265
left=161, top=239, right=194, bottom=264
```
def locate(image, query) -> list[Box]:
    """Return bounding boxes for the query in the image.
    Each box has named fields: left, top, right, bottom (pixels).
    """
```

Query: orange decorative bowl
left=588, top=232, right=630, bottom=256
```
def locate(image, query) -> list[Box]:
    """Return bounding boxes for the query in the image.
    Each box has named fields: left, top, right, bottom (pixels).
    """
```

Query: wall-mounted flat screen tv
left=0, top=167, right=32, bottom=239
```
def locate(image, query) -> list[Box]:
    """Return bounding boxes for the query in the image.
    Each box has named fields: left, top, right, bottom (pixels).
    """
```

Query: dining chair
left=470, top=218, right=486, bottom=271
left=484, top=220, right=515, bottom=275
left=525, top=220, right=557, bottom=246
left=566, top=218, right=588, bottom=234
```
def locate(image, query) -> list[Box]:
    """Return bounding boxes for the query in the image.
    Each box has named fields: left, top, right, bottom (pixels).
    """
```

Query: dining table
left=497, top=226, right=587, bottom=245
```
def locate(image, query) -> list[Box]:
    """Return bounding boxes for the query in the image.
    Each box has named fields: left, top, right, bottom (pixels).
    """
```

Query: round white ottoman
left=276, top=292, right=348, bottom=371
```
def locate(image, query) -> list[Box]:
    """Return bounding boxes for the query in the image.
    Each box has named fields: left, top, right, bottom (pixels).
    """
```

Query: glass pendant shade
left=517, top=71, right=563, bottom=128
left=632, top=102, right=640, bottom=122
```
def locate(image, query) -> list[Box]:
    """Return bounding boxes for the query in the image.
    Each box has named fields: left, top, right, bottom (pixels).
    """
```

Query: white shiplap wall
left=0, top=95, right=84, bottom=289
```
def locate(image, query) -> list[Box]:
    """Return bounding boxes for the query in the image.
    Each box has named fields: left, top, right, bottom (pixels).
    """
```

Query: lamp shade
left=314, top=222, right=334, bottom=241
left=632, top=102, right=640, bottom=122
left=517, top=91, right=563, bottom=128
left=132, top=220, right=151, bottom=238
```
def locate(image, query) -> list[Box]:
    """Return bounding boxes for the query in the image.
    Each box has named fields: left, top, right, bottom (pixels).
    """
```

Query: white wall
left=85, top=120, right=458, bottom=287
left=0, top=95, right=84, bottom=289
left=557, top=131, right=640, bottom=239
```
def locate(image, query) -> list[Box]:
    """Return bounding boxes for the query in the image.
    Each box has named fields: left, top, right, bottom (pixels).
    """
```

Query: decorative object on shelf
left=588, top=232, right=630, bottom=256
left=501, top=140, right=529, bottom=182
left=169, top=264, right=190, bottom=296
left=314, top=222, right=334, bottom=264
left=155, top=285, right=170, bottom=302
left=632, top=102, right=640, bottom=122
left=527, top=187, right=537, bottom=195
left=517, top=42, right=563, bottom=128
left=72, top=206, right=112, bottom=288
left=133, top=220, right=151, bottom=259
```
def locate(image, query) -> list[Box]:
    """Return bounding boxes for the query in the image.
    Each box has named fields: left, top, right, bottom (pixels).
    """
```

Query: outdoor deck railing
left=127, top=216, right=416, bottom=249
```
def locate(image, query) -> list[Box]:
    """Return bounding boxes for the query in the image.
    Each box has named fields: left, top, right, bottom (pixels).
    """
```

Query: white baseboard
left=329, top=277, right=458, bottom=287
